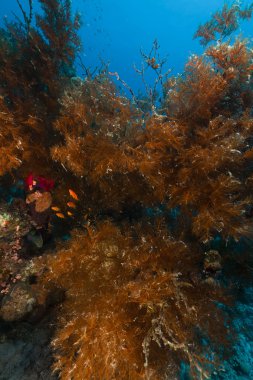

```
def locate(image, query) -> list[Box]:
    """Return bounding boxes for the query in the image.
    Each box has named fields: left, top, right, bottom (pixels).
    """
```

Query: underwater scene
left=1, top=0, right=253, bottom=379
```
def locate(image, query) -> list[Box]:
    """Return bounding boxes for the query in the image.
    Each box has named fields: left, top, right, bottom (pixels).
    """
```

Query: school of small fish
left=52, top=189, right=79, bottom=219
left=51, top=188, right=91, bottom=228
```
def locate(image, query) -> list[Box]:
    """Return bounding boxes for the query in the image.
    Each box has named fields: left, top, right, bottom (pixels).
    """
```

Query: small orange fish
left=67, top=211, right=73, bottom=216
left=56, top=213, right=65, bottom=219
left=67, top=201, right=76, bottom=209
left=69, top=189, right=79, bottom=201
left=244, top=149, right=253, bottom=159
left=51, top=206, right=61, bottom=212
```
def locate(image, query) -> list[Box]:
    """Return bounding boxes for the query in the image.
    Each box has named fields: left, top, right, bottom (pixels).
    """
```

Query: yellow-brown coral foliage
left=164, top=56, right=227, bottom=123
left=133, top=38, right=253, bottom=241
left=44, top=222, right=226, bottom=379
left=141, top=113, right=253, bottom=242
left=51, top=38, right=253, bottom=241
left=194, top=3, right=253, bottom=45
left=0, top=97, right=27, bottom=176
left=0, top=0, right=80, bottom=176
left=51, top=77, right=157, bottom=210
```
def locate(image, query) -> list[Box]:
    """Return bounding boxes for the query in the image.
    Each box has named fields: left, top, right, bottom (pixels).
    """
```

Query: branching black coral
left=0, top=0, right=80, bottom=175
left=51, top=76, right=153, bottom=212
left=43, top=222, right=227, bottom=380
left=194, top=2, right=253, bottom=45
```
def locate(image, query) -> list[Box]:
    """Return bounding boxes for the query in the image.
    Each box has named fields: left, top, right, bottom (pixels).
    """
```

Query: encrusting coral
left=1, top=0, right=253, bottom=379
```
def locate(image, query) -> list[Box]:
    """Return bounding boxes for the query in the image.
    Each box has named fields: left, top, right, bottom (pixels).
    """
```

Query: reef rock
left=204, top=250, right=222, bottom=273
left=0, top=316, right=57, bottom=380
left=0, top=283, right=37, bottom=322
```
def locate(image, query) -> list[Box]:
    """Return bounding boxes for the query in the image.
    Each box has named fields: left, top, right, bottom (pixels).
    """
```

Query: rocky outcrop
left=0, top=318, right=57, bottom=380
left=0, top=200, right=64, bottom=379
left=0, top=283, right=37, bottom=322
left=203, top=250, right=222, bottom=287
left=204, top=250, right=222, bottom=273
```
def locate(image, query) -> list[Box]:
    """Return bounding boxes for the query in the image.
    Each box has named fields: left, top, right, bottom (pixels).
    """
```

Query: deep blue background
left=1, top=0, right=253, bottom=94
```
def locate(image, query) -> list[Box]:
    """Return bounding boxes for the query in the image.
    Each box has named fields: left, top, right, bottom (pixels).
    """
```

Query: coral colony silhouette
left=1, top=1, right=253, bottom=379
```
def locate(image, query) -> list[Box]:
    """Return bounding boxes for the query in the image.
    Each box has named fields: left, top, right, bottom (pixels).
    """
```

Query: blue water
left=2, top=0, right=253, bottom=95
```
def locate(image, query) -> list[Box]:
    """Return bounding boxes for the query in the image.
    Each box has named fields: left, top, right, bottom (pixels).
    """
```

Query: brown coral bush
left=44, top=221, right=227, bottom=379
left=194, top=2, right=253, bottom=46
left=42, top=5, right=253, bottom=376
left=0, top=97, right=29, bottom=176
left=141, top=112, right=253, bottom=242
left=51, top=76, right=157, bottom=211
left=0, top=0, right=80, bottom=176
left=136, top=35, right=253, bottom=242
left=51, top=36, right=253, bottom=241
